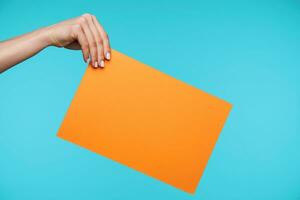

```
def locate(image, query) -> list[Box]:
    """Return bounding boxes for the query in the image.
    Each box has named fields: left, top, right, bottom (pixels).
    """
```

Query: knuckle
left=98, top=46, right=104, bottom=53
left=77, top=16, right=86, bottom=25
left=82, top=13, right=91, bottom=17
left=97, top=37, right=103, bottom=44
left=82, top=13, right=92, bottom=20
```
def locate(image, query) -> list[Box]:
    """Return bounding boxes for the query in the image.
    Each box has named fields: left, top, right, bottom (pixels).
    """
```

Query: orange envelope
left=58, top=50, right=232, bottom=194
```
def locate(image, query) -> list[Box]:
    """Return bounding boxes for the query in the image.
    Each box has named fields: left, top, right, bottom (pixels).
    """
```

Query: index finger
left=92, top=15, right=111, bottom=60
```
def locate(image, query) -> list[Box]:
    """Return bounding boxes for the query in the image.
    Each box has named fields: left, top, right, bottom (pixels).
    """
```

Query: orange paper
left=57, top=50, right=232, bottom=193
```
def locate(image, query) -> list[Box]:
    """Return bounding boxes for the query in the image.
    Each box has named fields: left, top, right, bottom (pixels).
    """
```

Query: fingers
left=77, top=13, right=110, bottom=68
left=91, top=15, right=111, bottom=61
left=82, top=14, right=105, bottom=68
left=78, top=14, right=98, bottom=68
left=72, top=25, right=89, bottom=62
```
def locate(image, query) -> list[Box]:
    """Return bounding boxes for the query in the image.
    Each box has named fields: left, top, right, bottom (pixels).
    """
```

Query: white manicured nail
left=106, top=52, right=111, bottom=60
left=94, top=61, right=98, bottom=68
left=100, top=60, right=105, bottom=68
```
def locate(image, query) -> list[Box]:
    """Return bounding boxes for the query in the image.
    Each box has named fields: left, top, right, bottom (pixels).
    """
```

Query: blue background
left=1, top=0, right=300, bottom=199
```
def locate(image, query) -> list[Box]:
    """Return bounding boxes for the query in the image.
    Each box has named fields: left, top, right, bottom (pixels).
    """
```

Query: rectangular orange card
left=57, top=50, right=232, bottom=193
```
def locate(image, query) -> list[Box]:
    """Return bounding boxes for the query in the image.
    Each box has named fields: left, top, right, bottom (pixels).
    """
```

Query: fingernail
left=87, top=57, right=90, bottom=64
left=94, top=61, right=98, bottom=68
left=100, top=60, right=105, bottom=68
left=105, top=52, right=111, bottom=60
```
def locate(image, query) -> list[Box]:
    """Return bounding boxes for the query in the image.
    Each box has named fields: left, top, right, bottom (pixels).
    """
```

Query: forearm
left=0, top=27, right=52, bottom=73
left=0, top=14, right=111, bottom=73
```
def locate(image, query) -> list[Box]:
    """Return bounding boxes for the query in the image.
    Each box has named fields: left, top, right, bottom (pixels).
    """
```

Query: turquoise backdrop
left=1, top=0, right=300, bottom=199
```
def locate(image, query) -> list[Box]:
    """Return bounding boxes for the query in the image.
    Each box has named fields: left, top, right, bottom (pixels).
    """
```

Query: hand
left=0, top=13, right=110, bottom=73
left=46, top=13, right=111, bottom=68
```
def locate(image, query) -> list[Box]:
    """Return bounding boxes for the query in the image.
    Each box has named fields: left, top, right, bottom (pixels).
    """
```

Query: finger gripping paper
left=57, top=50, right=232, bottom=194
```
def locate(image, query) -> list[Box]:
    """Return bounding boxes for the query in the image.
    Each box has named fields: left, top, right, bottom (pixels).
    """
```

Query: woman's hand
left=0, top=13, right=110, bottom=73
left=47, top=13, right=111, bottom=68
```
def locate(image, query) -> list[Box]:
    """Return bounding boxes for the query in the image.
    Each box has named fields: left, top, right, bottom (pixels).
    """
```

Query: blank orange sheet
left=57, top=50, right=232, bottom=193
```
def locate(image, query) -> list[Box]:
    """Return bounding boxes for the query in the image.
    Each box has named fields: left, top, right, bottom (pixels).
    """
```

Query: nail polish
left=100, top=60, right=105, bottom=68
left=94, top=61, right=98, bottom=68
left=98, top=61, right=102, bottom=68
left=106, top=52, right=111, bottom=60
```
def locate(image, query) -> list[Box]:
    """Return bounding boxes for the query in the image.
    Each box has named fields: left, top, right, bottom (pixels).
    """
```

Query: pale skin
left=0, top=13, right=111, bottom=73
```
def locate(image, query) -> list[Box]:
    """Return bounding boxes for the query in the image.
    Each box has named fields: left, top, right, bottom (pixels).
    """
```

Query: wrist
left=42, top=26, right=63, bottom=47
left=39, top=27, right=54, bottom=47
